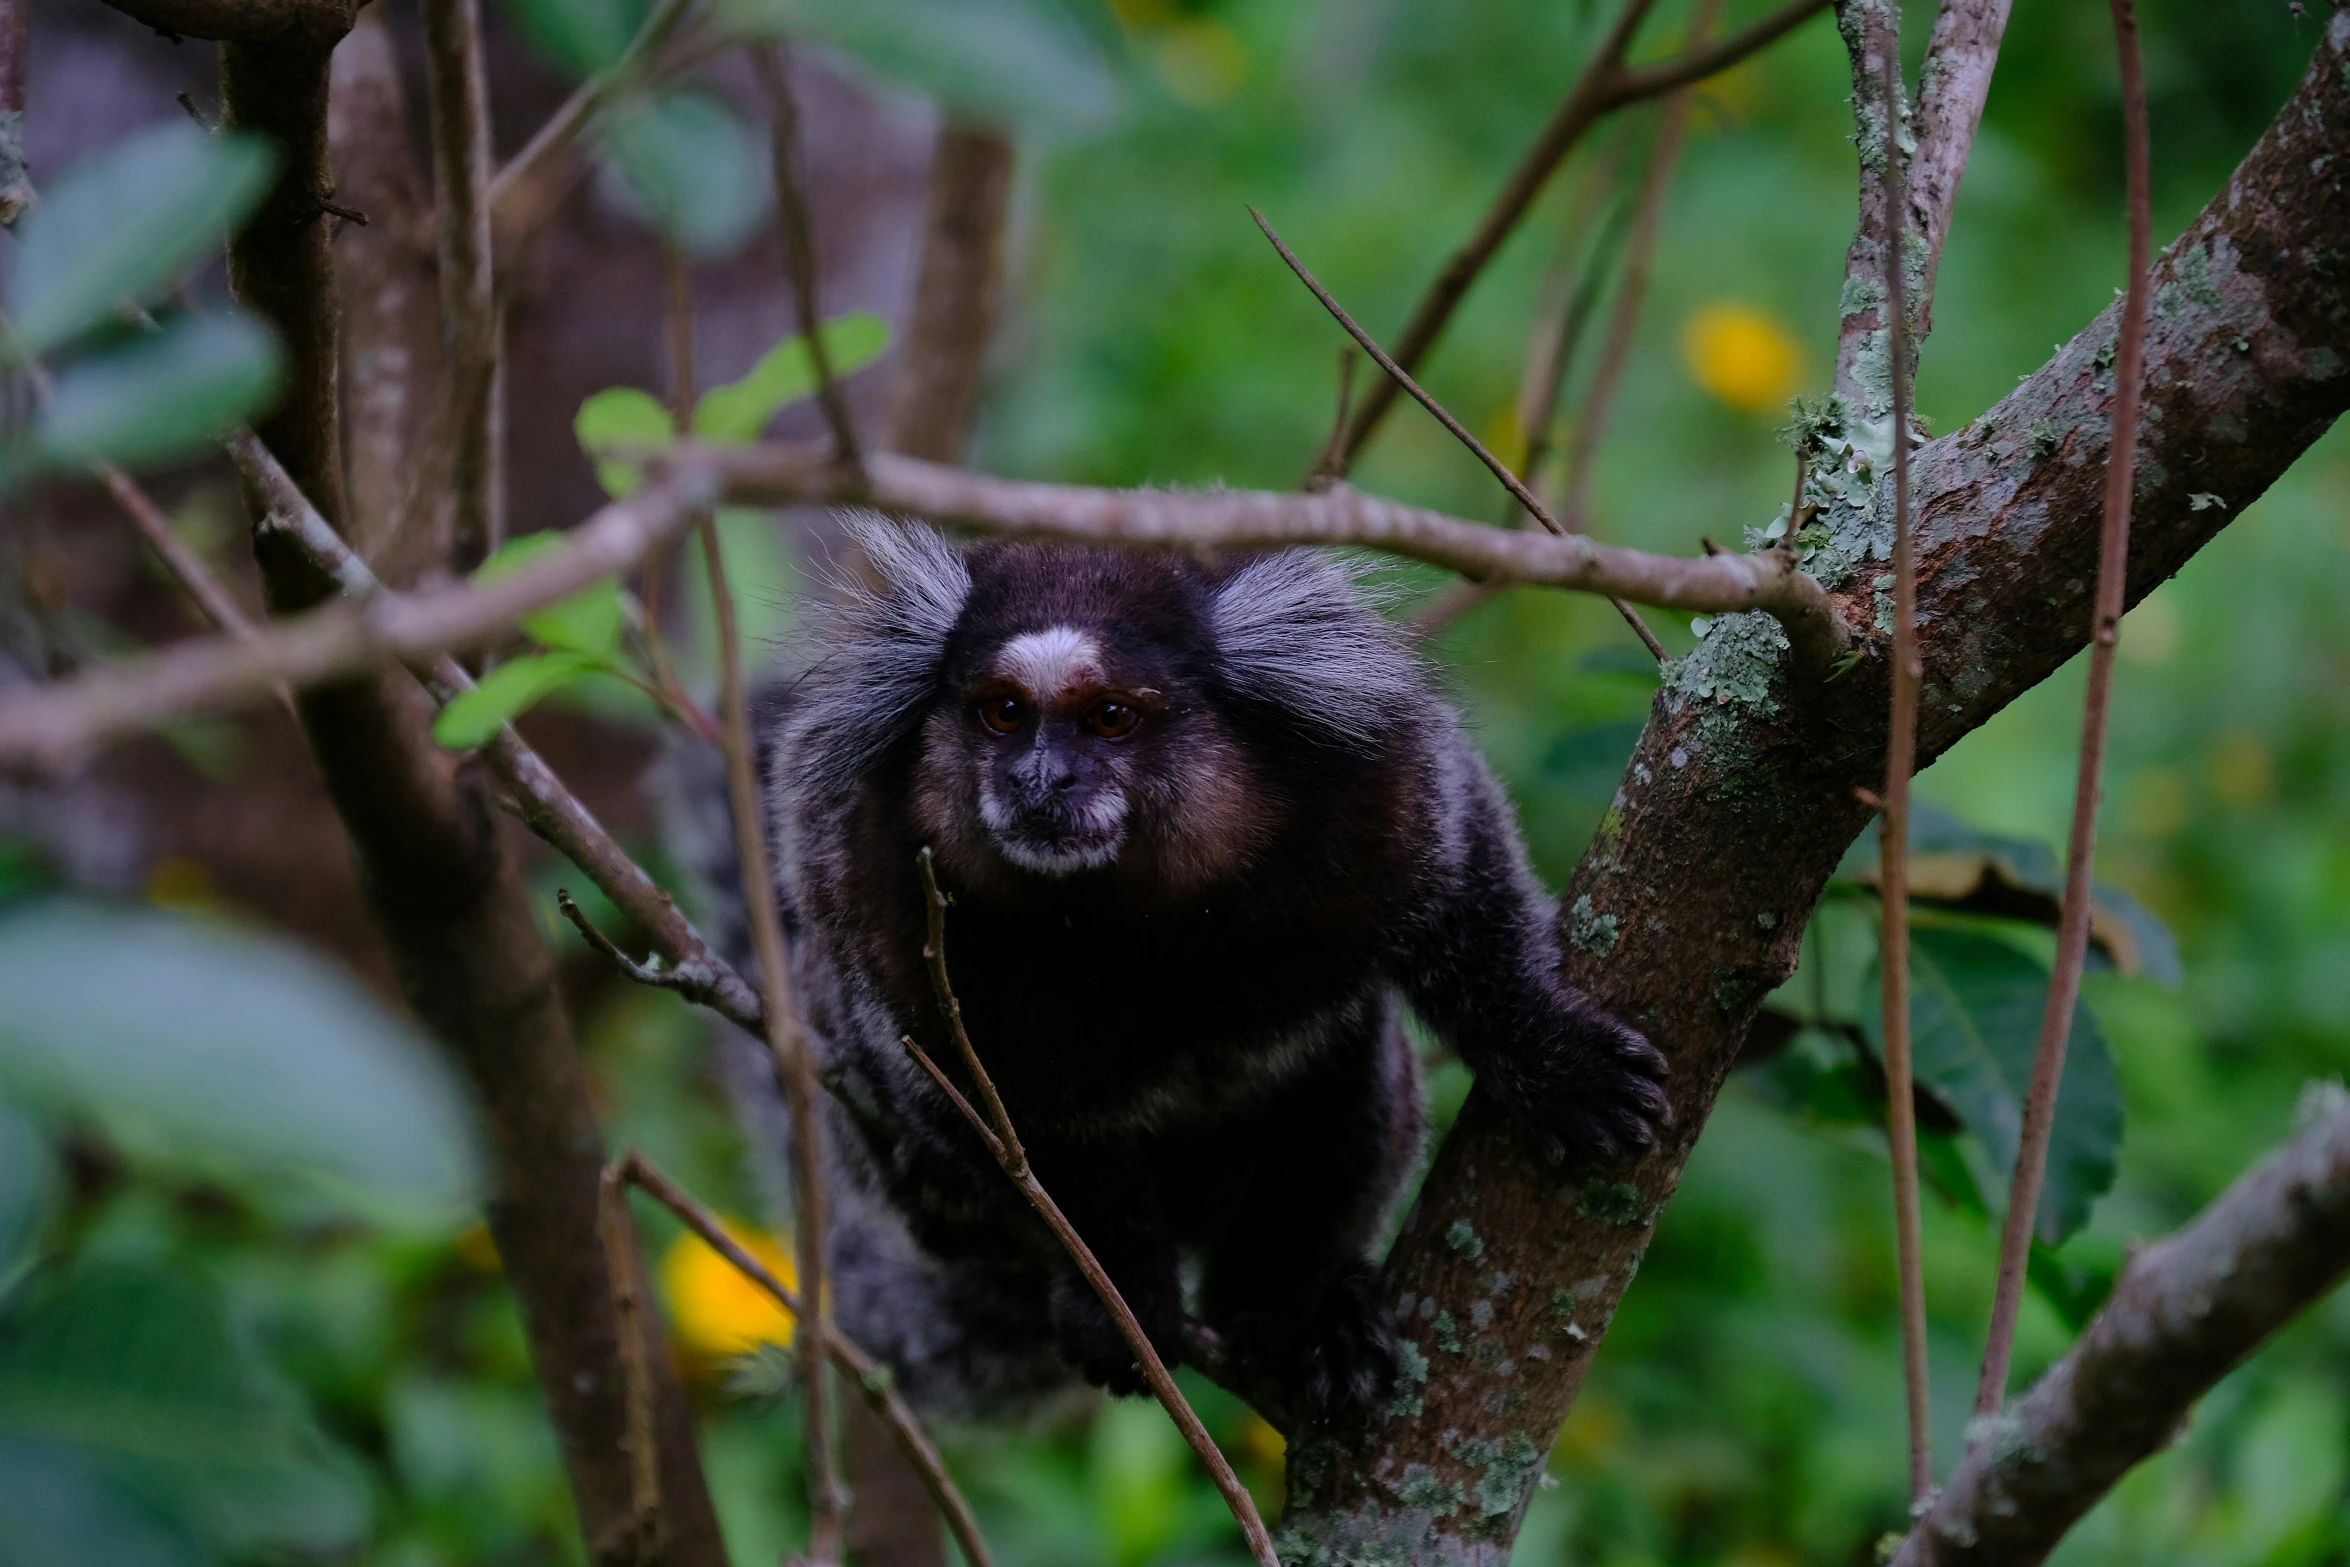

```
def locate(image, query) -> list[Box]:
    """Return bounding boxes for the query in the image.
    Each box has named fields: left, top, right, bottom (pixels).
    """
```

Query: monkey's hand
left=1048, top=1261, right=1188, bottom=1397
left=1212, top=1263, right=1397, bottom=1425
left=1477, top=995, right=1671, bottom=1168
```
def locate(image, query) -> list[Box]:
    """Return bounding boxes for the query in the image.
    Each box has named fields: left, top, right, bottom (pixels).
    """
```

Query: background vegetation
left=2, top=0, right=2344, bottom=1563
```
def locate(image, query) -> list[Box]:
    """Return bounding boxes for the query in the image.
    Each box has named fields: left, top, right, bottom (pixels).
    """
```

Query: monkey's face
left=932, top=624, right=1171, bottom=878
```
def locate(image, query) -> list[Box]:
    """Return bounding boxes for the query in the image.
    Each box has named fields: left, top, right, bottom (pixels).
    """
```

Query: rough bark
left=1277, top=18, right=2350, bottom=1563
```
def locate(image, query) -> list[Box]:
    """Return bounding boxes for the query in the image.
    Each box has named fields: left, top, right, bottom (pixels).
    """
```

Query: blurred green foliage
left=11, top=0, right=2350, bottom=1562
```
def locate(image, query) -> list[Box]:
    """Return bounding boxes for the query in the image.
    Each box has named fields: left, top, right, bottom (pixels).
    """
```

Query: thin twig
left=1559, top=0, right=1723, bottom=533
left=618, top=1153, right=998, bottom=1567
left=1249, top=207, right=1665, bottom=659
left=1336, top=0, right=1834, bottom=467
left=709, top=442, right=1849, bottom=672
left=1975, top=0, right=2152, bottom=1421
left=701, top=504, right=845, bottom=1558
left=420, top=0, right=501, bottom=574
left=1873, top=27, right=1934, bottom=1510
left=904, top=855, right=1279, bottom=1567
left=1306, top=348, right=1359, bottom=490
left=598, top=1161, right=666, bottom=1561
left=750, top=44, right=860, bottom=469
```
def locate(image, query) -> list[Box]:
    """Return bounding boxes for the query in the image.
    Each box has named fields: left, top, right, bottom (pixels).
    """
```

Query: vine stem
left=1974, top=0, right=2153, bottom=1421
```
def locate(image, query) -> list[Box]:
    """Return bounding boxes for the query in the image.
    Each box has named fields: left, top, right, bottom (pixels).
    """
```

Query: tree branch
left=1897, top=1096, right=2350, bottom=1567
left=751, top=45, right=860, bottom=469
left=99, top=0, right=352, bottom=47
left=1908, top=0, right=2015, bottom=336
left=887, top=120, right=1015, bottom=461
left=1278, top=19, right=2350, bottom=1559
left=1831, top=0, right=1911, bottom=415
left=1337, top=0, right=1834, bottom=467
left=1976, top=0, right=2154, bottom=1419
left=0, top=461, right=718, bottom=772
left=709, top=445, right=1849, bottom=672
left=420, top=0, right=501, bottom=573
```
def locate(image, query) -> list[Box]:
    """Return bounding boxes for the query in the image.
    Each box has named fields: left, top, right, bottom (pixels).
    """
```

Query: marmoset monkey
left=750, top=517, right=1667, bottom=1421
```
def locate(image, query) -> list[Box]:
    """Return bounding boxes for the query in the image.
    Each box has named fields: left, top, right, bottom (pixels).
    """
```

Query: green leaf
left=1863, top=924, right=2123, bottom=1245
left=6, top=122, right=278, bottom=358
left=574, top=384, right=676, bottom=498
left=0, top=901, right=478, bottom=1216
left=692, top=311, right=894, bottom=442
left=431, top=651, right=607, bottom=750
left=0, top=1104, right=50, bottom=1293
left=0, top=1260, right=367, bottom=1555
left=493, top=0, right=647, bottom=76
left=0, top=1436, right=207, bottom=1567
left=599, top=89, right=766, bottom=257
left=729, top=0, right=1122, bottom=135
left=474, top=532, right=626, bottom=658
left=30, top=311, right=282, bottom=474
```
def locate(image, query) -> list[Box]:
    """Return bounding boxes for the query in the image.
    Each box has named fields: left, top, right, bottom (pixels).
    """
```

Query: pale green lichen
left=1568, top=894, right=1621, bottom=956
left=1473, top=1433, right=1544, bottom=1518
left=1388, top=1338, right=1430, bottom=1419
left=1394, top=1467, right=1465, bottom=1518
left=1576, top=1180, right=1645, bottom=1226
left=1432, top=1310, right=1462, bottom=1353
left=1444, top=1220, right=1485, bottom=1259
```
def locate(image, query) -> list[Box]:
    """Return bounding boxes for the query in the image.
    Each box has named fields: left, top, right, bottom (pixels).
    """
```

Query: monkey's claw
left=1489, top=1009, right=1672, bottom=1169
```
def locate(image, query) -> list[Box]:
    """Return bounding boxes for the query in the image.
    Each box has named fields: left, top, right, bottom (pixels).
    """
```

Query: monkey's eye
left=977, top=697, right=1027, bottom=735
left=1084, top=700, right=1141, bottom=739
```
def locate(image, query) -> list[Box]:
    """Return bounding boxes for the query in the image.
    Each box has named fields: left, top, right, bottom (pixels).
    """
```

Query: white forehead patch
left=995, top=626, right=1101, bottom=699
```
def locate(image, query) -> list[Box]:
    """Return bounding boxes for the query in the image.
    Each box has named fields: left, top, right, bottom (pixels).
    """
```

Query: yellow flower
left=1681, top=303, right=1802, bottom=413
left=661, top=1222, right=798, bottom=1360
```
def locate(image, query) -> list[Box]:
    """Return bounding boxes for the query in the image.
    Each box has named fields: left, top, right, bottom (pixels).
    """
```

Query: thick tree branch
left=100, top=0, right=351, bottom=47
left=888, top=121, right=1015, bottom=461
left=1278, top=19, right=2350, bottom=1561
left=1897, top=1097, right=2350, bottom=1567
left=710, top=446, right=1848, bottom=670
left=1337, top=0, right=1835, bottom=467
left=1908, top=0, right=2014, bottom=333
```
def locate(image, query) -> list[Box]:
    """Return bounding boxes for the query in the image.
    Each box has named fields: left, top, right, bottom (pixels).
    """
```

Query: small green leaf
left=7, top=123, right=278, bottom=357
left=0, top=901, right=478, bottom=1215
left=600, top=89, right=766, bottom=257
left=493, top=0, right=647, bottom=76
left=474, top=532, right=626, bottom=658
left=574, top=385, right=675, bottom=498
left=431, top=651, right=607, bottom=750
left=30, top=311, right=282, bottom=474
left=1863, top=924, right=2123, bottom=1245
left=692, top=311, right=893, bottom=442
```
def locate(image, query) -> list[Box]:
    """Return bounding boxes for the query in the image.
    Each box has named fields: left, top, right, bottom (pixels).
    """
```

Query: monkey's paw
left=1215, top=1265, right=1397, bottom=1426
left=1488, top=1004, right=1671, bottom=1168
left=1048, top=1266, right=1186, bottom=1397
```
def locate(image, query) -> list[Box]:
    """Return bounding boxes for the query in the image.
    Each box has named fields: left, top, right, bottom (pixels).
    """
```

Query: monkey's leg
left=1193, top=1003, right=1420, bottom=1422
left=1029, top=1143, right=1187, bottom=1397
left=1397, top=746, right=1670, bottom=1165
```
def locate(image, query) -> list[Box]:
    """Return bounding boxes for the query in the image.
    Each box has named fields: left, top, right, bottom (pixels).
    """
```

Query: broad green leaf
left=0, top=901, right=478, bottom=1215
left=7, top=123, right=277, bottom=357
left=493, top=0, right=647, bottom=76
left=723, top=0, right=1122, bottom=135
left=1863, top=924, right=2123, bottom=1245
left=692, top=312, right=894, bottom=442
left=1840, top=802, right=2183, bottom=985
left=600, top=89, right=766, bottom=257
left=31, top=311, right=282, bottom=473
left=0, top=1436, right=206, bottom=1567
left=0, top=1260, right=367, bottom=1555
left=474, top=532, right=626, bottom=658
left=574, top=384, right=676, bottom=498
left=431, top=651, right=606, bottom=750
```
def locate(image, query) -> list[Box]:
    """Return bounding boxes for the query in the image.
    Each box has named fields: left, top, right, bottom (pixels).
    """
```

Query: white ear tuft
left=1209, top=551, right=1424, bottom=746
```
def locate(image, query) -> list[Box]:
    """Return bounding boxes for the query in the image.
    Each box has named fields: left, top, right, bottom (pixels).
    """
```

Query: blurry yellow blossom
left=144, top=855, right=220, bottom=913
left=2210, top=731, right=2275, bottom=806
left=662, top=1222, right=797, bottom=1360
left=1151, top=19, right=1248, bottom=108
left=1682, top=303, right=1802, bottom=412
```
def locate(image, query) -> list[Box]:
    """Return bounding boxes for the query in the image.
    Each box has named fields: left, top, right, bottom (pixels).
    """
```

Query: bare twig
left=888, top=121, right=1016, bottom=461
left=1975, top=0, right=2153, bottom=1421
left=710, top=443, right=1847, bottom=672
left=1250, top=207, right=1666, bottom=659
left=751, top=44, right=861, bottom=469
left=1873, top=29, right=1933, bottom=1509
left=487, top=0, right=696, bottom=256
left=0, top=460, right=718, bottom=772
left=1898, top=1099, right=2350, bottom=1567
left=421, top=0, right=501, bottom=573
left=619, top=1154, right=997, bottom=1567
left=1306, top=348, right=1359, bottom=490
left=1336, top=0, right=1834, bottom=468
left=896, top=870, right=1279, bottom=1567
left=599, top=1162, right=665, bottom=1562
left=1559, top=0, right=1723, bottom=534
left=1907, top=0, right=2015, bottom=338
left=701, top=506, right=845, bottom=1558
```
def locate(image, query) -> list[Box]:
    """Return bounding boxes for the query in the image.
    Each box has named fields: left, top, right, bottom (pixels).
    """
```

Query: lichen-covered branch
left=1276, top=18, right=2350, bottom=1562
left=709, top=446, right=1848, bottom=671
left=1896, top=1096, right=2350, bottom=1567
left=1831, top=0, right=1911, bottom=416
left=1909, top=0, right=2015, bottom=334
